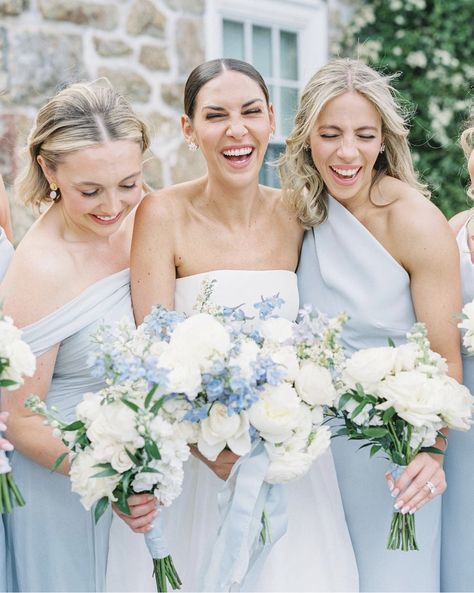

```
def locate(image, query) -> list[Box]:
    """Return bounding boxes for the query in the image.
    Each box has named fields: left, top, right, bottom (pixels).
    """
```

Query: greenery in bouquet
left=0, top=314, right=35, bottom=513
left=329, top=322, right=473, bottom=550
left=334, top=0, right=474, bottom=218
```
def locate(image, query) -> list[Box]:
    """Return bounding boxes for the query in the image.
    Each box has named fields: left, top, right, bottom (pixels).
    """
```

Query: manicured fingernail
left=409, top=508, right=416, bottom=515
left=394, top=501, right=402, bottom=510
left=387, top=480, right=394, bottom=492
left=401, top=505, right=410, bottom=515
left=391, top=488, right=400, bottom=498
left=0, top=423, right=7, bottom=431
left=2, top=443, right=13, bottom=451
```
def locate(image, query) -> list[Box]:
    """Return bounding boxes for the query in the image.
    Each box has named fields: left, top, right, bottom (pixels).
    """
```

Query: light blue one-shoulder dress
left=297, top=195, right=441, bottom=592
left=5, top=269, right=132, bottom=592
left=441, top=217, right=474, bottom=592
left=0, top=227, right=14, bottom=592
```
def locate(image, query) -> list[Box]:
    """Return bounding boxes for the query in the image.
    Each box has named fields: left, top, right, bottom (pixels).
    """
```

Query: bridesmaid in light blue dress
left=0, top=82, right=149, bottom=592
left=0, top=174, right=14, bottom=592
left=441, top=117, right=474, bottom=592
left=282, top=59, right=462, bottom=592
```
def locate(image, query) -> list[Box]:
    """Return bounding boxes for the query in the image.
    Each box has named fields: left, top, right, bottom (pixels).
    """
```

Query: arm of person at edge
left=0, top=174, right=14, bottom=242
left=381, top=180, right=462, bottom=515
left=120, top=190, right=239, bottom=534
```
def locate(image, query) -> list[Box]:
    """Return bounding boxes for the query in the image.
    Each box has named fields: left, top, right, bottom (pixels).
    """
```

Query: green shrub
left=334, top=0, right=473, bottom=217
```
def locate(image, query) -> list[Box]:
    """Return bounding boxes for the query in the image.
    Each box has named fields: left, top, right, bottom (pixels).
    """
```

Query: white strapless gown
left=107, top=270, right=358, bottom=592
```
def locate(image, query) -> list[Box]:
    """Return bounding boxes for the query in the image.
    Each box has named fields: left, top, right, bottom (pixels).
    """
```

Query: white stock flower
left=295, top=362, right=336, bottom=406
left=70, top=449, right=119, bottom=510
left=260, top=317, right=294, bottom=344
left=248, top=383, right=302, bottom=444
left=198, top=403, right=251, bottom=461
left=76, top=392, right=102, bottom=425
left=169, top=313, right=231, bottom=372
left=343, top=347, right=397, bottom=391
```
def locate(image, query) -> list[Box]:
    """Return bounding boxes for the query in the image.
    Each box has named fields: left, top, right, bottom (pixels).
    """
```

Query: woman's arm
left=0, top=175, right=13, bottom=242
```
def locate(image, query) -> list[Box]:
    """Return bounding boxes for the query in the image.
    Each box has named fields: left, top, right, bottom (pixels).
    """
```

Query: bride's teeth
left=331, top=167, right=359, bottom=177
left=95, top=214, right=118, bottom=221
left=223, top=147, right=253, bottom=157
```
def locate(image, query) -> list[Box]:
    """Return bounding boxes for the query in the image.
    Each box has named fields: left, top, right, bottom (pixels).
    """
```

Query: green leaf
left=421, top=446, right=445, bottom=456
left=334, top=427, right=349, bottom=437
left=145, top=439, right=161, bottom=460
left=363, top=427, right=388, bottom=438
left=350, top=400, right=368, bottom=420
left=337, top=392, right=353, bottom=410
left=92, top=467, right=119, bottom=478
left=125, top=448, right=140, bottom=465
left=120, top=397, right=139, bottom=413
left=116, top=495, right=131, bottom=516
left=0, top=379, right=18, bottom=388
left=382, top=407, right=396, bottom=423
left=150, top=396, right=166, bottom=416
left=144, top=384, right=158, bottom=409
left=94, top=496, right=110, bottom=523
left=370, top=444, right=382, bottom=458
left=62, top=420, right=85, bottom=431
left=387, top=337, right=396, bottom=348
left=140, top=466, right=160, bottom=473
left=50, top=451, right=68, bottom=473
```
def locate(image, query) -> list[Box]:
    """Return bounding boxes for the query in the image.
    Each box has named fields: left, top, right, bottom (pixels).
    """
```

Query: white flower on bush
left=295, top=362, right=336, bottom=406
left=406, top=51, right=427, bottom=68
left=260, top=317, right=294, bottom=344
left=70, top=449, right=120, bottom=510
left=198, top=404, right=251, bottom=461
left=377, top=371, right=443, bottom=428
left=343, top=346, right=397, bottom=391
left=169, top=313, right=231, bottom=372
left=248, top=383, right=301, bottom=444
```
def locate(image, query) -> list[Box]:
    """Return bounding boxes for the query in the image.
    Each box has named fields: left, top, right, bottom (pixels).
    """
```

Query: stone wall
left=0, top=0, right=207, bottom=242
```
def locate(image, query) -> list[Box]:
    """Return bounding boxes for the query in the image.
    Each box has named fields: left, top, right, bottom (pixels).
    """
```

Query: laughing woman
left=285, top=59, right=462, bottom=592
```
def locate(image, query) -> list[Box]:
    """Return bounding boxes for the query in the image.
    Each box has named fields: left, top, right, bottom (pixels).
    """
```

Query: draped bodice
left=175, top=269, right=299, bottom=322
left=0, top=227, right=13, bottom=281
left=22, top=269, right=132, bottom=419
left=297, top=195, right=416, bottom=353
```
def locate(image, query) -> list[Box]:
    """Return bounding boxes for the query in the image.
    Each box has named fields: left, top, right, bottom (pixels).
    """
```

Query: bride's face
left=184, top=70, right=275, bottom=186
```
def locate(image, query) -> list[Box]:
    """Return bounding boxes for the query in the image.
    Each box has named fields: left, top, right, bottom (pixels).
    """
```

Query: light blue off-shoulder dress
left=5, top=269, right=132, bottom=592
left=297, top=195, right=441, bottom=592
left=441, top=217, right=474, bottom=592
left=0, top=227, right=14, bottom=592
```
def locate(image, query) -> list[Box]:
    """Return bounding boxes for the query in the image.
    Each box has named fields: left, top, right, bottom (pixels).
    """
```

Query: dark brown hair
left=184, top=58, right=270, bottom=119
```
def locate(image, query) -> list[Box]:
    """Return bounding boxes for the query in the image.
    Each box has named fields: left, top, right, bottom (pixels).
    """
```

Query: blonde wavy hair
left=16, top=80, right=151, bottom=208
left=279, top=58, right=429, bottom=227
left=460, top=108, right=474, bottom=200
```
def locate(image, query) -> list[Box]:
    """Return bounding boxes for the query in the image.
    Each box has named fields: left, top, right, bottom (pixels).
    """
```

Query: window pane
left=252, top=25, right=272, bottom=78
left=280, top=31, right=298, bottom=80
left=280, top=86, right=298, bottom=136
left=223, top=19, right=244, bottom=60
left=259, top=143, right=285, bottom=188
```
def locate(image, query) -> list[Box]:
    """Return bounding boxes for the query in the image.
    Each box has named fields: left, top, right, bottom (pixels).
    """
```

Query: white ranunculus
left=198, top=404, right=251, bottom=461
left=377, top=371, right=443, bottom=428
left=70, top=449, right=119, bottom=510
left=295, top=362, right=336, bottom=406
left=169, top=313, right=231, bottom=372
left=248, top=383, right=301, bottom=444
left=343, top=347, right=398, bottom=391
left=76, top=392, right=102, bottom=425
left=230, top=340, right=260, bottom=379
left=260, top=317, right=294, bottom=344
left=159, top=347, right=202, bottom=399
left=132, top=471, right=161, bottom=493
left=268, top=346, right=299, bottom=382
left=439, top=376, right=473, bottom=430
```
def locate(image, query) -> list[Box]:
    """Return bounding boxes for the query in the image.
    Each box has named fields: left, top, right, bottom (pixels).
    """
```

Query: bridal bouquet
left=86, top=280, right=346, bottom=591
left=330, top=322, right=473, bottom=551
left=0, top=313, right=36, bottom=513
left=26, top=352, right=190, bottom=592
left=459, top=300, right=474, bottom=352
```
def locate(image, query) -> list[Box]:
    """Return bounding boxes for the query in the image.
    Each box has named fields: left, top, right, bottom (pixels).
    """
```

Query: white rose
left=70, top=449, right=119, bottom=510
left=132, top=472, right=161, bottom=493
left=438, top=376, right=473, bottom=430
left=295, top=362, right=336, bottom=406
left=198, top=404, right=251, bottom=461
left=248, top=383, right=301, bottom=444
left=169, top=314, right=231, bottom=372
left=159, top=347, right=202, bottom=399
left=87, top=401, right=140, bottom=447
left=2, top=339, right=36, bottom=388
left=393, top=343, right=419, bottom=373
left=343, top=347, right=398, bottom=391
left=76, top=392, right=102, bottom=425
left=110, top=447, right=134, bottom=473
left=260, top=317, right=294, bottom=344
left=267, top=346, right=299, bottom=382
left=377, top=371, right=443, bottom=428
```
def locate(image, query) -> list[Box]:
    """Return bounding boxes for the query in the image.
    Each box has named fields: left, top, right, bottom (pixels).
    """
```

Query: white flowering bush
left=334, top=0, right=473, bottom=217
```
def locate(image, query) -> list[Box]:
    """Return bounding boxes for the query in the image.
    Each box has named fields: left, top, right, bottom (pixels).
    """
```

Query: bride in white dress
left=107, top=58, right=358, bottom=592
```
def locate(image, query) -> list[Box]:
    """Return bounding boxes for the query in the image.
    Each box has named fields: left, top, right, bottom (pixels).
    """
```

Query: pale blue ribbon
left=144, top=514, right=169, bottom=559
left=200, top=441, right=288, bottom=592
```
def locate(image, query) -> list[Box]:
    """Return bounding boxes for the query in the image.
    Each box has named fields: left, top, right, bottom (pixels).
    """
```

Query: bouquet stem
left=0, top=472, right=25, bottom=514
left=387, top=511, right=418, bottom=551
left=153, top=556, right=182, bottom=592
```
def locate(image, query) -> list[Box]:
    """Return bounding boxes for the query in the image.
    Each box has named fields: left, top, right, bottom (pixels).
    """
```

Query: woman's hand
left=191, top=446, right=240, bottom=481
left=386, top=452, right=446, bottom=514
left=112, top=493, right=159, bottom=534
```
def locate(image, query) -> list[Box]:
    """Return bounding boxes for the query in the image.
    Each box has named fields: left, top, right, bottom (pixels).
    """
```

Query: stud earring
left=303, top=144, right=311, bottom=152
left=187, top=141, right=198, bottom=152
left=379, top=143, right=386, bottom=154
left=49, top=182, right=60, bottom=201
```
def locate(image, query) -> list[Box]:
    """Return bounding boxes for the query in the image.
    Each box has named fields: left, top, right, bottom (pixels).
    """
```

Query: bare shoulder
left=448, top=209, right=473, bottom=235
left=262, top=185, right=302, bottom=232
left=137, top=178, right=204, bottom=225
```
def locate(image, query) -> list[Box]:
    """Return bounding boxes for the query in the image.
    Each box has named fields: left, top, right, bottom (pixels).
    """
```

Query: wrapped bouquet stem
left=331, top=323, right=473, bottom=551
